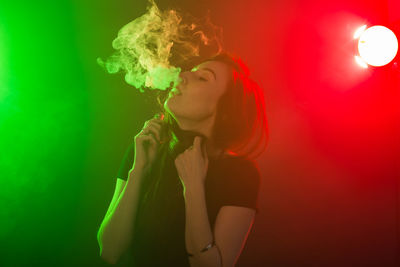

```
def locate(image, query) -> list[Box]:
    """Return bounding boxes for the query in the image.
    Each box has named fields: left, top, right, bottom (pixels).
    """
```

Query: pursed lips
left=170, top=88, right=182, bottom=95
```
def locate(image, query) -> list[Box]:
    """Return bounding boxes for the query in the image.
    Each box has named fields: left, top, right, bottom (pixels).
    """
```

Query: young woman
left=97, top=51, right=269, bottom=266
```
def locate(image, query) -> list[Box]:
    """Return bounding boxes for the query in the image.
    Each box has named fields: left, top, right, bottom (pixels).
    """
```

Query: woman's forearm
left=184, top=182, right=222, bottom=267
left=97, top=167, right=145, bottom=264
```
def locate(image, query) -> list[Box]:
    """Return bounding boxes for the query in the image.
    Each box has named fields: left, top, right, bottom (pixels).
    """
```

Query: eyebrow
left=197, top=67, right=217, bottom=81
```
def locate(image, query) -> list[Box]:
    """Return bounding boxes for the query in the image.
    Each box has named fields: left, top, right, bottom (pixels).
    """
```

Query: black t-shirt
left=115, top=130, right=261, bottom=266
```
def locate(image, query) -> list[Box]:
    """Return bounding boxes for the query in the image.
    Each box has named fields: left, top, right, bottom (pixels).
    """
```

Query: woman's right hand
left=133, top=114, right=166, bottom=174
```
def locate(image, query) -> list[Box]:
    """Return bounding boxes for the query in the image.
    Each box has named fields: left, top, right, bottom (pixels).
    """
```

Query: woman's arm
left=184, top=182, right=222, bottom=267
left=97, top=166, right=145, bottom=264
left=184, top=183, right=257, bottom=267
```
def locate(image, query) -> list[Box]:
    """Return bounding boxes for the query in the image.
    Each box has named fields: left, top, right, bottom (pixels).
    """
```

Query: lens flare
left=354, top=55, right=368, bottom=68
left=353, top=25, right=367, bottom=39
left=357, top=25, right=398, bottom=67
left=97, top=0, right=223, bottom=93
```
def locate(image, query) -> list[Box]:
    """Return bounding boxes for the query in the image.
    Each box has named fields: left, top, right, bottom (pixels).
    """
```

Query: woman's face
left=164, top=60, right=231, bottom=122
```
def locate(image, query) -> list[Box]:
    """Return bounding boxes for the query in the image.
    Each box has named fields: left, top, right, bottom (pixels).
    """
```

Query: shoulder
left=214, top=154, right=261, bottom=185
left=210, top=154, right=262, bottom=213
left=220, top=153, right=260, bottom=170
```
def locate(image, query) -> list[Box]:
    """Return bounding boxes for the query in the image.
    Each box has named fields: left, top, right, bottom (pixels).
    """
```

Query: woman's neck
left=205, top=139, right=227, bottom=160
left=174, top=114, right=215, bottom=141
left=168, top=118, right=227, bottom=160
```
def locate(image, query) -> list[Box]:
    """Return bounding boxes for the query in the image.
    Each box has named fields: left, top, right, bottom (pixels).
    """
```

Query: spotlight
left=354, top=25, right=398, bottom=68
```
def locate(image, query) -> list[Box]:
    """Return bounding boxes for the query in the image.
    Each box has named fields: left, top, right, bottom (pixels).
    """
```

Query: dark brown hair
left=156, top=50, right=269, bottom=160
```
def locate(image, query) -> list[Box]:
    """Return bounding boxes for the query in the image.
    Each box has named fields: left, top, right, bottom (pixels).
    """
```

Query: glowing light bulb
left=357, top=25, right=398, bottom=67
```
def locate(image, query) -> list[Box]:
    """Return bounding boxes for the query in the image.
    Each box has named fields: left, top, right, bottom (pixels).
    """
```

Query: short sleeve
left=220, top=158, right=261, bottom=213
left=117, top=142, right=136, bottom=181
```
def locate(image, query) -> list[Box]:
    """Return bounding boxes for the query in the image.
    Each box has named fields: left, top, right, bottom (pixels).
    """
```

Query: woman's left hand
left=174, top=136, right=209, bottom=189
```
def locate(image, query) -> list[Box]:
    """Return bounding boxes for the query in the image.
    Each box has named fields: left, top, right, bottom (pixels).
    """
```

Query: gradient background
left=0, top=0, right=399, bottom=266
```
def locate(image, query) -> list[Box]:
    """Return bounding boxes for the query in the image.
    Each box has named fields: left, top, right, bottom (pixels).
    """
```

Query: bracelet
left=187, top=240, right=216, bottom=257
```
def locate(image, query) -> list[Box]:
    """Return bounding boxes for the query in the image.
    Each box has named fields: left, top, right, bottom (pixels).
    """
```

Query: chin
left=164, top=98, right=179, bottom=119
left=164, top=98, right=193, bottom=124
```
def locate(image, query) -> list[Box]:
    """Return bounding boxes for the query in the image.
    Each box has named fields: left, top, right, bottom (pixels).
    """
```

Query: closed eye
left=191, top=66, right=216, bottom=82
left=191, top=69, right=209, bottom=82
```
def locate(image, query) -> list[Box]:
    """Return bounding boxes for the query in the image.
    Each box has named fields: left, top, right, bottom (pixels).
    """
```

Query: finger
left=145, top=119, right=163, bottom=128
left=193, top=136, right=202, bottom=152
left=196, top=136, right=207, bottom=159
left=151, top=117, right=164, bottom=124
left=148, top=120, right=163, bottom=129
left=147, top=121, right=164, bottom=133
left=140, top=135, right=157, bottom=146
left=143, top=125, right=161, bottom=142
left=145, top=122, right=161, bottom=135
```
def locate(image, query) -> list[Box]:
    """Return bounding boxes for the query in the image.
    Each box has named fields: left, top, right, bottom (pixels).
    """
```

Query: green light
left=0, top=20, right=9, bottom=104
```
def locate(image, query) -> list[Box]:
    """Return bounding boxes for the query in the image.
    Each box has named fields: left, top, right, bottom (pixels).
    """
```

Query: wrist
left=128, top=165, right=147, bottom=182
left=184, top=182, right=205, bottom=197
left=133, top=160, right=151, bottom=173
left=133, top=159, right=146, bottom=169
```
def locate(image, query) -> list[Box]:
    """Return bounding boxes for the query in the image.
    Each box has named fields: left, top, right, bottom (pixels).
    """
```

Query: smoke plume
left=97, top=0, right=224, bottom=93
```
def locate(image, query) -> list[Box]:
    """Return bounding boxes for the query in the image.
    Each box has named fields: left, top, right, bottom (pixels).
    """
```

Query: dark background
left=0, top=0, right=399, bottom=266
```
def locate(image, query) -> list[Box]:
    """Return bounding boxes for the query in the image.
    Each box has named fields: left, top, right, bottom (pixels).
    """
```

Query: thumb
left=193, top=136, right=202, bottom=151
left=194, top=136, right=207, bottom=159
